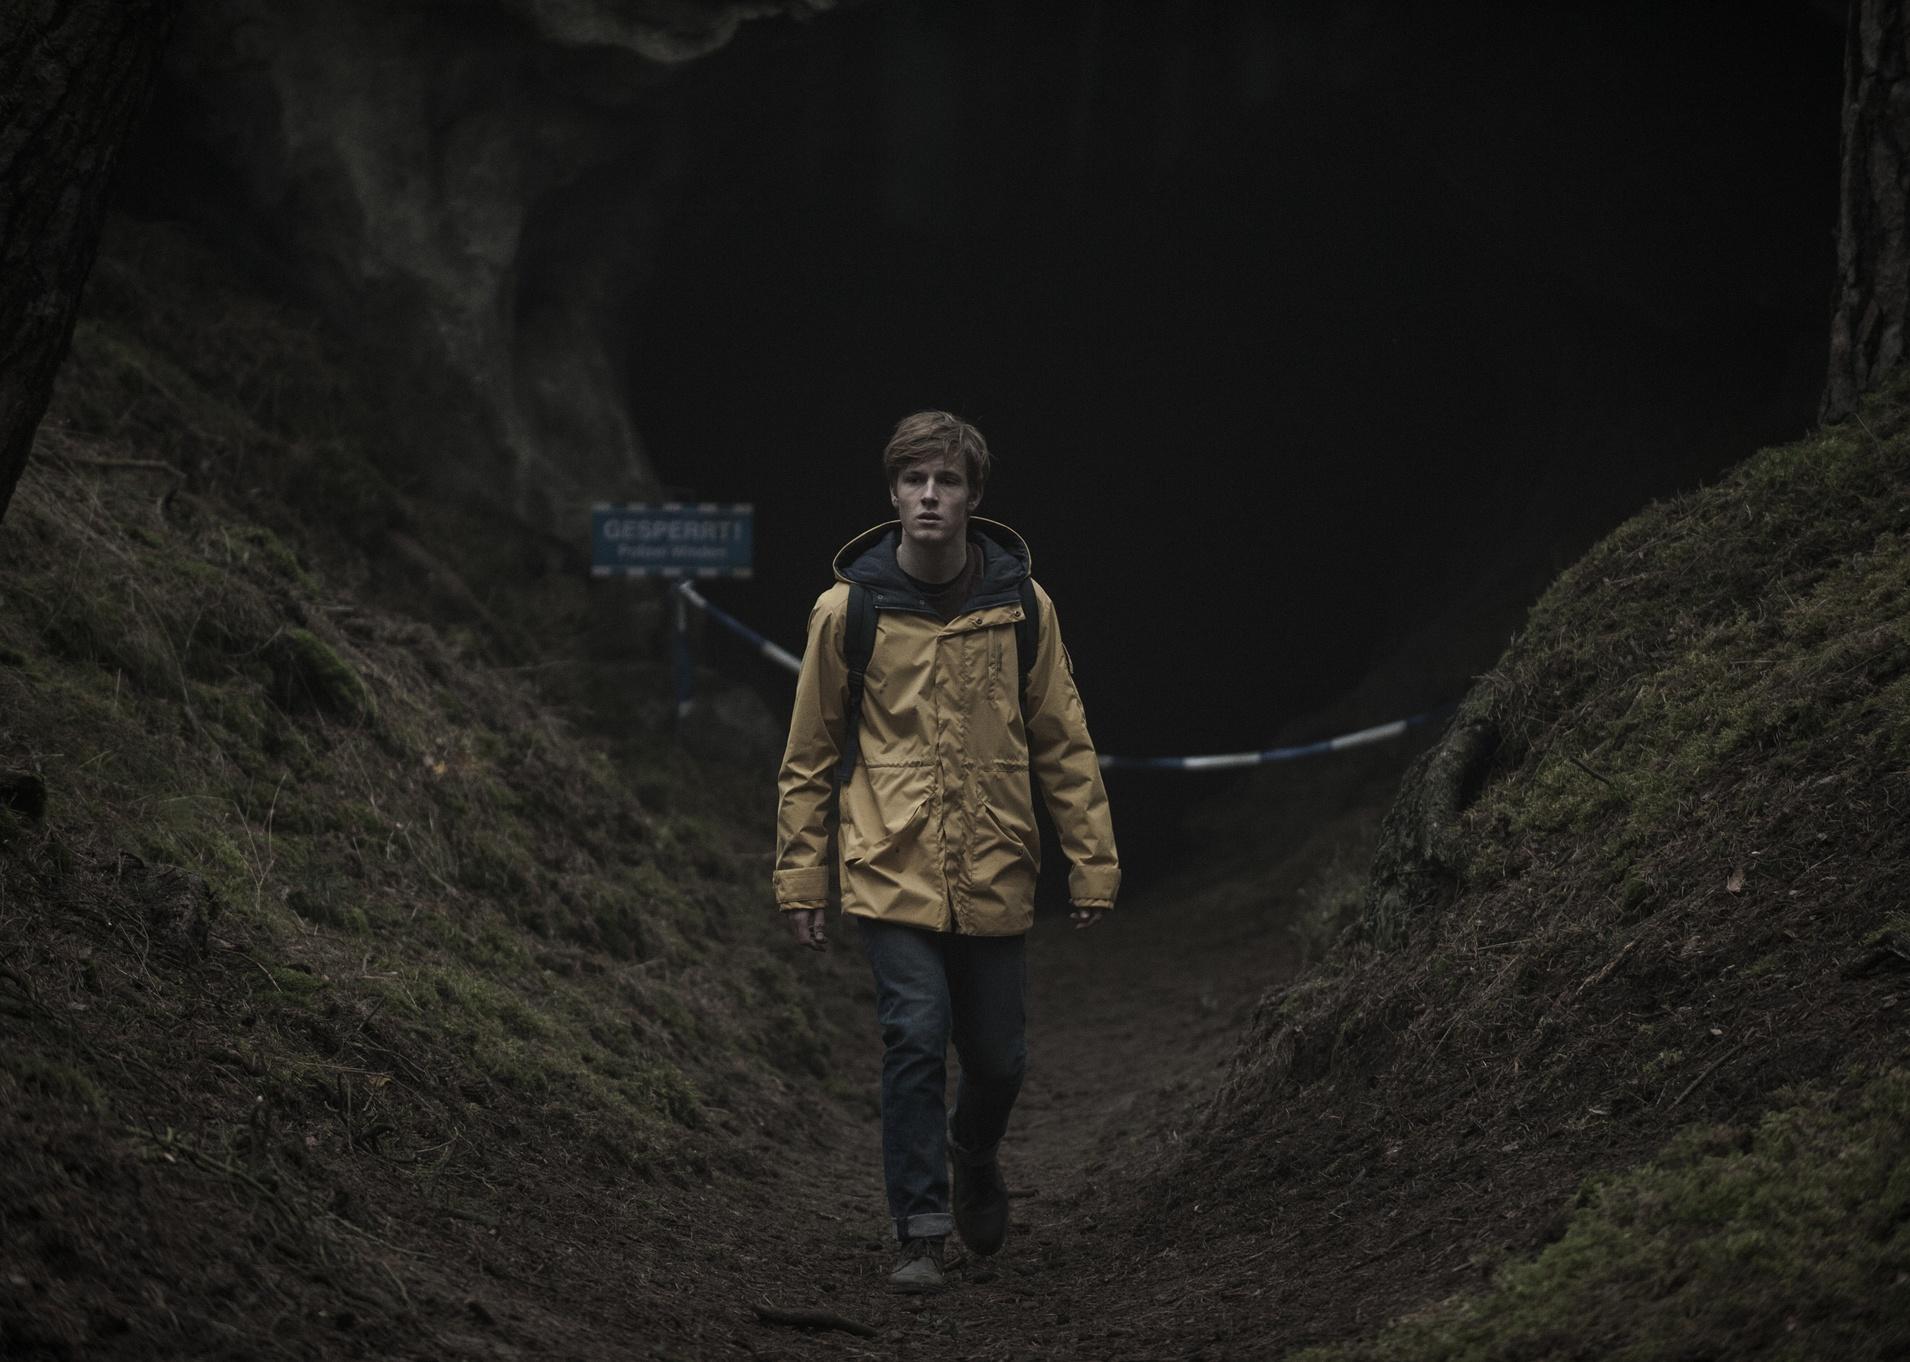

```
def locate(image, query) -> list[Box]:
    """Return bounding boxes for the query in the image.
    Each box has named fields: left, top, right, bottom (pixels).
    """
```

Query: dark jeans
left=857, top=917, right=1027, bottom=1242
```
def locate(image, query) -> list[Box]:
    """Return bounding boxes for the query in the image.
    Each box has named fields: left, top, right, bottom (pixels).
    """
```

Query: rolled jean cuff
left=898, top=1212, right=953, bottom=1242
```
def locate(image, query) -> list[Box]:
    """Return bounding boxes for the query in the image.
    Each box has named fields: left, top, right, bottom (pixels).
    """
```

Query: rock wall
left=141, top=0, right=831, bottom=531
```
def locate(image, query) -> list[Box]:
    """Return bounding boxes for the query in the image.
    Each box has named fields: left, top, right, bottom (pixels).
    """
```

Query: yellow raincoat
left=773, top=519, right=1120, bottom=935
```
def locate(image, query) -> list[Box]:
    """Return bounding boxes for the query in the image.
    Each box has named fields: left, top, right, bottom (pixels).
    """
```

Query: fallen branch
left=1566, top=754, right=1618, bottom=789
left=442, top=1204, right=501, bottom=1229
left=751, top=1304, right=878, bottom=1338
left=1575, top=938, right=1638, bottom=997
left=1667, top=1041, right=1745, bottom=1110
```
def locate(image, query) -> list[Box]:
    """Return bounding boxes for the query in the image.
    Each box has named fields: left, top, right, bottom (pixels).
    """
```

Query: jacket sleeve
left=1023, top=583, right=1121, bottom=908
left=773, top=589, right=848, bottom=911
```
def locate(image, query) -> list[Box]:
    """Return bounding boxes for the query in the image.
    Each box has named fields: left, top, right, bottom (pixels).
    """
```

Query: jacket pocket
left=975, top=763, right=1040, bottom=873
left=971, top=800, right=1039, bottom=917
left=839, top=767, right=935, bottom=918
left=842, top=762, right=931, bottom=851
left=843, top=795, right=928, bottom=865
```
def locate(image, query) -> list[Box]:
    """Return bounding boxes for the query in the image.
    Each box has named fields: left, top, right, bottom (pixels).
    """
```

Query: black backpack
left=834, top=577, right=1040, bottom=784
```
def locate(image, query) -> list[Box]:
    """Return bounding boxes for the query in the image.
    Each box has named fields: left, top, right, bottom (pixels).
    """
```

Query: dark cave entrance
left=621, top=0, right=1842, bottom=886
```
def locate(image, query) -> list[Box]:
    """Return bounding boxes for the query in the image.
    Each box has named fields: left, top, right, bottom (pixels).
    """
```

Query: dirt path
left=710, top=875, right=1305, bottom=1360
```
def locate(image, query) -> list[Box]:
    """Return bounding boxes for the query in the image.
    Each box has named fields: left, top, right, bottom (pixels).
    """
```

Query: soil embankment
left=0, top=218, right=1360, bottom=1359
left=6, top=216, right=1908, bottom=1361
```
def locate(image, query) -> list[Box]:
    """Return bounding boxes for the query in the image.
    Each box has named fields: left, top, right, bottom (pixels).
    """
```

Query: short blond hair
left=881, top=410, right=991, bottom=493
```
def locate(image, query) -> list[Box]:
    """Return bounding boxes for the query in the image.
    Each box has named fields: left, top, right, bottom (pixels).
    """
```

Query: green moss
left=280, top=436, right=403, bottom=545
left=1448, top=390, right=1910, bottom=904
left=457, top=835, right=538, bottom=899
left=201, top=682, right=273, bottom=754
left=264, top=963, right=328, bottom=998
left=1639, top=1048, right=1685, bottom=1084
left=56, top=318, right=262, bottom=465
left=1868, top=911, right=1910, bottom=942
left=136, top=798, right=253, bottom=907
left=1262, top=378, right=1910, bottom=1357
left=427, top=965, right=553, bottom=1042
left=36, top=574, right=182, bottom=694
left=735, top=952, right=831, bottom=1077
left=1, top=1053, right=110, bottom=1111
left=0, top=218, right=849, bottom=1326
left=623, top=975, right=698, bottom=1039
left=377, top=954, right=705, bottom=1150
left=1295, top=1070, right=1910, bottom=1362
left=268, top=627, right=375, bottom=723
left=235, top=525, right=310, bottom=582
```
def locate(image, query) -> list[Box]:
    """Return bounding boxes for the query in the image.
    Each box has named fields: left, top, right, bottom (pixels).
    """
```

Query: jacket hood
left=831, top=517, right=1032, bottom=614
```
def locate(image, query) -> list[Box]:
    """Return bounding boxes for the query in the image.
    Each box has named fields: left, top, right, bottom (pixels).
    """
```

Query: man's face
left=890, top=452, right=979, bottom=550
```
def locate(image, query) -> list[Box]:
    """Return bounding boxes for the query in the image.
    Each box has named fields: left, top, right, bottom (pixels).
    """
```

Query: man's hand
left=785, top=907, right=828, bottom=951
left=1069, top=906, right=1108, bottom=930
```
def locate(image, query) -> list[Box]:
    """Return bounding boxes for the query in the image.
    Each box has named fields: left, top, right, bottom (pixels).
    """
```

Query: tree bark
left=0, top=0, right=180, bottom=521
left=1823, top=0, right=1910, bottom=423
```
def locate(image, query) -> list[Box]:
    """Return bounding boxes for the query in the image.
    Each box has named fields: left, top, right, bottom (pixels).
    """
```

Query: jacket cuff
left=1068, top=864, right=1121, bottom=906
left=774, top=866, right=831, bottom=906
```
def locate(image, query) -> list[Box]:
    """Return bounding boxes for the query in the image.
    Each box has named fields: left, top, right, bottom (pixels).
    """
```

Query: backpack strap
left=835, top=583, right=878, bottom=784
left=1015, top=577, right=1040, bottom=724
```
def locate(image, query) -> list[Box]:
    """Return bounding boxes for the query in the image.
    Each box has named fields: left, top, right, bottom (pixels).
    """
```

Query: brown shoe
left=889, top=1235, right=947, bottom=1294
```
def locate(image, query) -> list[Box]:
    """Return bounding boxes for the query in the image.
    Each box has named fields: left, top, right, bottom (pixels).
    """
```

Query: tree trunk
left=1823, top=0, right=1910, bottom=423
left=0, top=0, right=180, bottom=521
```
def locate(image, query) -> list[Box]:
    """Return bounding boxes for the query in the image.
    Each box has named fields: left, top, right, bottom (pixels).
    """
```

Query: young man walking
left=773, top=410, right=1121, bottom=1294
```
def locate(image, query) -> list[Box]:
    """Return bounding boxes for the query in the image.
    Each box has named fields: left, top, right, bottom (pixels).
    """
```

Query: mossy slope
left=1296, top=1071, right=1910, bottom=1361
left=0, top=224, right=854, bottom=1360
left=1145, top=377, right=1910, bottom=1358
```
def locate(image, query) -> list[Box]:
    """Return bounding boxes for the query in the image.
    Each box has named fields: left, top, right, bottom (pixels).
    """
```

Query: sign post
left=592, top=503, right=754, bottom=722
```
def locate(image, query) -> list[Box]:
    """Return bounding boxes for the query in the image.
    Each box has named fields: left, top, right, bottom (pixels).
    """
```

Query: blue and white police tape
left=1094, top=708, right=1452, bottom=770
left=674, top=580, right=802, bottom=674
left=670, top=580, right=1450, bottom=769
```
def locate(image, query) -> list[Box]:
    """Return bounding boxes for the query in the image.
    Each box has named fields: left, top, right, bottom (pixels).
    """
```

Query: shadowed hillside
left=1114, top=376, right=1910, bottom=1359
left=5, top=4, right=1905, bottom=1350
left=0, top=222, right=874, bottom=1359
left=6, top=205, right=1905, bottom=1360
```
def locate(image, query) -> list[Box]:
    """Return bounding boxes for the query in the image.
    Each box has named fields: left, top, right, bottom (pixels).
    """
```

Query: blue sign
left=591, top=503, right=754, bottom=578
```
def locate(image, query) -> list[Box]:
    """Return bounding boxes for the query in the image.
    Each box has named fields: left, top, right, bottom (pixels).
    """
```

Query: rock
left=1359, top=703, right=1500, bottom=944
left=115, top=857, right=221, bottom=963
left=143, top=0, right=836, bottom=542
